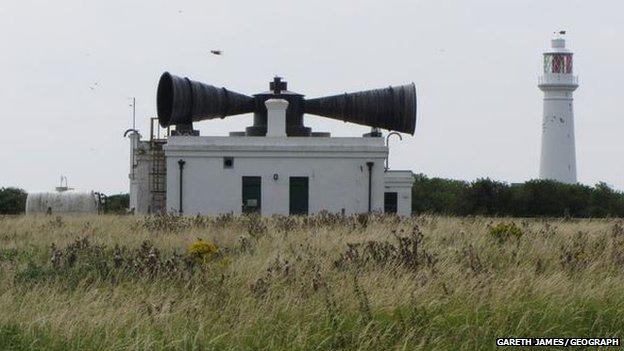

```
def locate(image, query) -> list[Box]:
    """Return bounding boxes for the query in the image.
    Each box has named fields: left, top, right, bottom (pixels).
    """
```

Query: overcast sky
left=1, top=0, right=622, bottom=194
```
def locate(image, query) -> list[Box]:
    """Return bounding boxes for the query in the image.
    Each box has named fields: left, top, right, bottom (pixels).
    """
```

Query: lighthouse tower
left=538, top=33, right=579, bottom=184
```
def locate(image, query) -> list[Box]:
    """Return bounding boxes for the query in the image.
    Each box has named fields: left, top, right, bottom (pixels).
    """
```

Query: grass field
left=0, top=214, right=622, bottom=350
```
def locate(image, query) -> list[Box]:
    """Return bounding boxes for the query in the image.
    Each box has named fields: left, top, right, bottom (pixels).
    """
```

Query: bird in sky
left=210, top=50, right=223, bottom=56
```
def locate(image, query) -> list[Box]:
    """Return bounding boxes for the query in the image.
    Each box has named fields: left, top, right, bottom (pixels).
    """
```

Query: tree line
left=2, top=178, right=624, bottom=217
left=412, top=174, right=624, bottom=217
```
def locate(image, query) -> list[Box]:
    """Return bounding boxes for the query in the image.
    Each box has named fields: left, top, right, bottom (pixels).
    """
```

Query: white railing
left=538, top=74, right=578, bottom=86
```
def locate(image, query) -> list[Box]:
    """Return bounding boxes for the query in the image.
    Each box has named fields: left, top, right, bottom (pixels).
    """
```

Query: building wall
left=128, top=133, right=140, bottom=212
left=133, top=153, right=152, bottom=214
left=164, top=136, right=388, bottom=216
left=129, top=141, right=152, bottom=214
left=384, top=170, right=414, bottom=217
left=539, top=88, right=577, bottom=184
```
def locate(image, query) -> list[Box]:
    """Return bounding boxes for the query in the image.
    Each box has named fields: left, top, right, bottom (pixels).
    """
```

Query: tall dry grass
left=0, top=214, right=622, bottom=350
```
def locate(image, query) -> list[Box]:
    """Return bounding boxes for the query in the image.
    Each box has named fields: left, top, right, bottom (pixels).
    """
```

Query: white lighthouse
left=538, top=33, right=579, bottom=184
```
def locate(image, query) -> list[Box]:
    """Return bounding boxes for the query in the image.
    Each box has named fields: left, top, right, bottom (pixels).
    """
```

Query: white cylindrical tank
left=26, top=191, right=100, bottom=214
left=538, top=35, right=579, bottom=184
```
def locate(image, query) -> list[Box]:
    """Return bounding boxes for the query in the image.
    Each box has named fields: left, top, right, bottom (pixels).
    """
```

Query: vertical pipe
left=132, top=97, right=136, bottom=130
left=366, top=162, right=374, bottom=213
left=178, top=159, right=185, bottom=214
left=385, top=132, right=403, bottom=170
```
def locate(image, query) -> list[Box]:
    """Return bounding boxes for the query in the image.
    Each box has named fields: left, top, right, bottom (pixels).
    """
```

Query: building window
left=544, top=54, right=573, bottom=74
left=223, top=157, right=234, bottom=169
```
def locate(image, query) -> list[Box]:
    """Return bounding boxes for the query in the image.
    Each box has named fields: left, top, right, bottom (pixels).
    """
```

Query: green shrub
left=0, top=187, right=27, bottom=214
left=103, top=193, right=129, bottom=214
left=489, top=222, right=523, bottom=243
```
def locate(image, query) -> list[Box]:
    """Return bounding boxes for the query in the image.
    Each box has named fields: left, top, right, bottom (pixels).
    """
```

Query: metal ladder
left=148, top=118, right=169, bottom=214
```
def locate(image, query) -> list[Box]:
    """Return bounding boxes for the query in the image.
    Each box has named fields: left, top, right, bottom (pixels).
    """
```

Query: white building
left=538, top=33, right=579, bottom=184
left=128, top=76, right=416, bottom=217
left=126, top=123, right=167, bottom=214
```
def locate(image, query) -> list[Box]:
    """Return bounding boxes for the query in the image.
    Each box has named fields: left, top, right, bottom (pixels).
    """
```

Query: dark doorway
left=289, top=177, right=309, bottom=215
left=384, top=192, right=398, bottom=214
left=242, top=176, right=261, bottom=214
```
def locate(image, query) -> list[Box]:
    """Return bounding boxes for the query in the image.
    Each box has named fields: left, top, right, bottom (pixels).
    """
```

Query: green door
left=384, top=192, right=398, bottom=214
left=242, top=176, right=261, bottom=214
left=289, top=177, right=309, bottom=215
